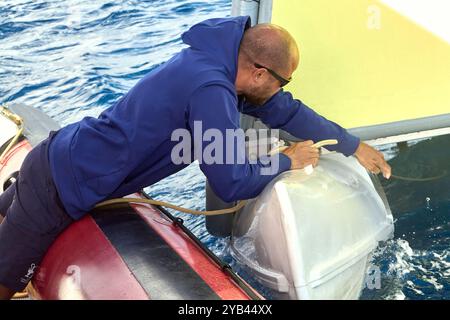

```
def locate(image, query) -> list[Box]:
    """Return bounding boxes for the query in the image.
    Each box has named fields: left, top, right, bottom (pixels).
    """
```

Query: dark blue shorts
left=0, top=132, right=73, bottom=292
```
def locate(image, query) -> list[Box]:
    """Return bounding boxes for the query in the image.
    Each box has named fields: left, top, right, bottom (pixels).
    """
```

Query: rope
left=12, top=290, right=29, bottom=299
left=11, top=284, right=30, bottom=299
left=95, top=197, right=248, bottom=215
left=390, top=171, right=447, bottom=182
left=268, top=139, right=338, bottom=155
left=0, top=104, right=24, bottom=163
left=312, top=139, right=339, bottom=149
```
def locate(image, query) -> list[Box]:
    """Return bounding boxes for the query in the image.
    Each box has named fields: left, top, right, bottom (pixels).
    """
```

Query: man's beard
left=242, top=84, right=273, bottom=106
left=243, top=92, right=266, bottom=106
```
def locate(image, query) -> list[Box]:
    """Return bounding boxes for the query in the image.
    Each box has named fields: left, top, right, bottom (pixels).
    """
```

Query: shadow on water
left=361, top=134, right=450, bottom=300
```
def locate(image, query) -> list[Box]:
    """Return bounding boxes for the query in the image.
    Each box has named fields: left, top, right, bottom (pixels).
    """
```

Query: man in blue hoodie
left=0, top=16, right=390, bottom=298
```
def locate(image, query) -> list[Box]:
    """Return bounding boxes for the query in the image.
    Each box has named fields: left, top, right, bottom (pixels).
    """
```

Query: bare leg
left=0, top=215, right=3, bottom=224
left=0, top=284, right=15, bottom=300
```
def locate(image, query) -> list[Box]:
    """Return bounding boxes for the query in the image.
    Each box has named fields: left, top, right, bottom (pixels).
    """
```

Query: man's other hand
left=354, top=142, right=391, bottom=179
left=282, top=140, right=320, bottom=170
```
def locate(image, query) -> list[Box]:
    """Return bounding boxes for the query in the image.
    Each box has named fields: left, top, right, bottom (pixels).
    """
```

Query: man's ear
left=253, top=68, right=265, bottom=83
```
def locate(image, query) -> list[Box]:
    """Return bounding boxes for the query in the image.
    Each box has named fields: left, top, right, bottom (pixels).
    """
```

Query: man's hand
left=354, top=142, right=391, bottom=179
left=282, top=140, right=320, bottom=170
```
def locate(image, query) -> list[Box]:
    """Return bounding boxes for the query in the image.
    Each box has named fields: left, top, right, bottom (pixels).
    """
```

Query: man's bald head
left=240, top=23, right=299, bottom=78
left=235, top=23, right=299, bottom=105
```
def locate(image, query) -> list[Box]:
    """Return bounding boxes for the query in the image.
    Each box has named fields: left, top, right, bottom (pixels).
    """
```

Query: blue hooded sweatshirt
left=49, top=16, right=360, bottom=220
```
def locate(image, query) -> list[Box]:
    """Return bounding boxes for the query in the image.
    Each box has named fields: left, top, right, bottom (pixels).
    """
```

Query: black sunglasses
left=254, top=63, right=291, bottom=87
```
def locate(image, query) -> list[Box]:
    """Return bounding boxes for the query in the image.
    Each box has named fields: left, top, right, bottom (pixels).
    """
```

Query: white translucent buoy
left=231, top=153, right=394, bottom=300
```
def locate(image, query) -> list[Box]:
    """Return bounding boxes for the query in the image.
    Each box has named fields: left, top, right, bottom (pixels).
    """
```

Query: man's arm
left=241, top=89, right=360, bottom=156
left=188, top=84, right=292, bottom=202
left=241, top=90, right=391, bottom=178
